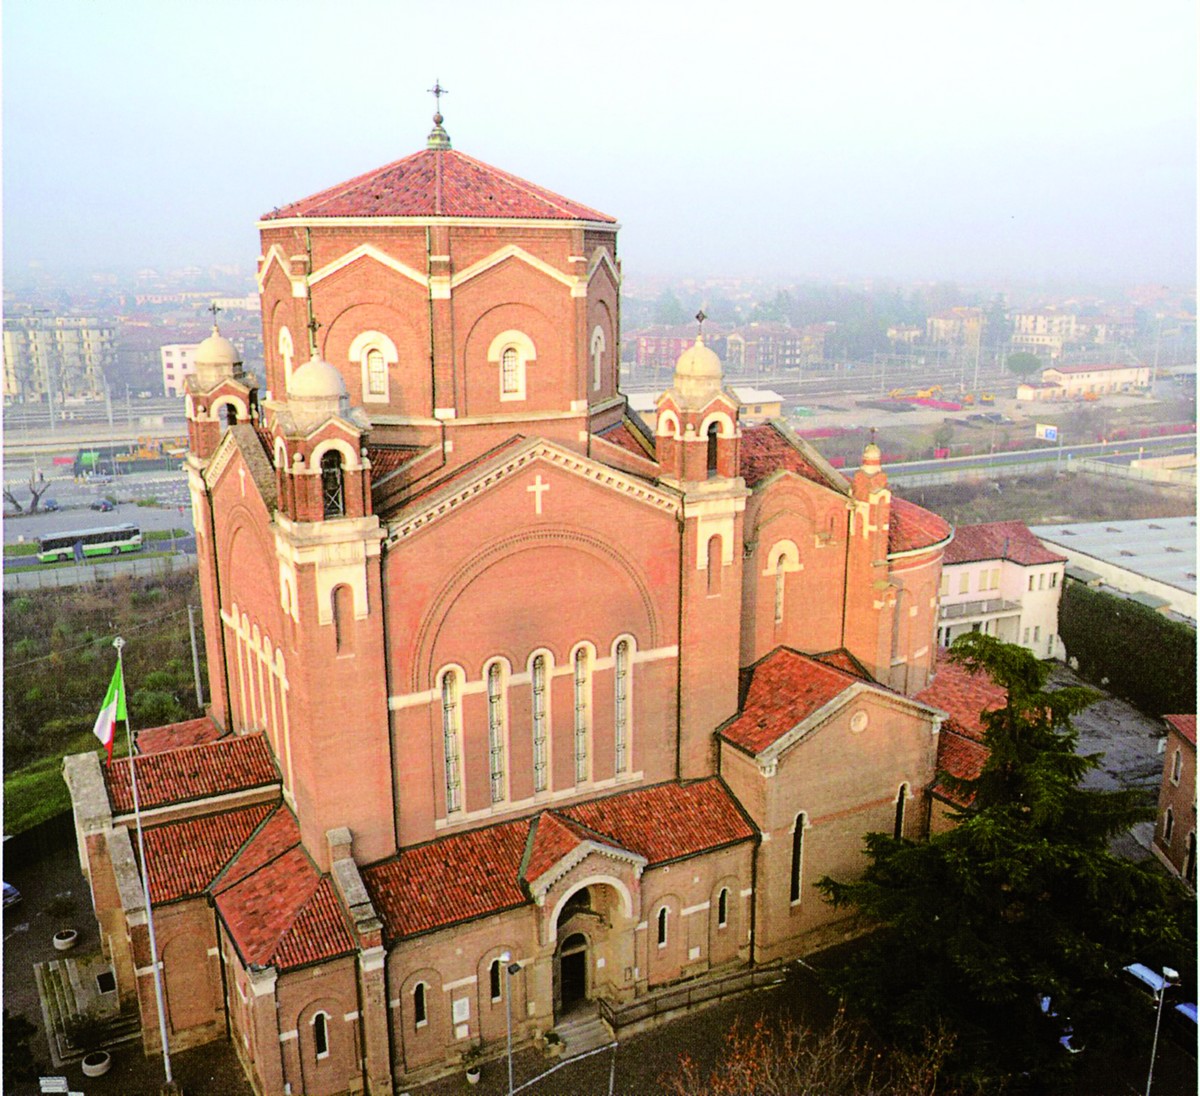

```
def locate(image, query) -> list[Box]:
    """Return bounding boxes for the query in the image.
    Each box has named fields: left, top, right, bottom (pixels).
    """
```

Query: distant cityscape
left=2, top=265, right=1195, bottom=417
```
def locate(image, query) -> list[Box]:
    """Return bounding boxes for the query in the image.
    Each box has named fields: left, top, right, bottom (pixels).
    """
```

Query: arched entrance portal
left=547, top=878, right=634, bottom=1021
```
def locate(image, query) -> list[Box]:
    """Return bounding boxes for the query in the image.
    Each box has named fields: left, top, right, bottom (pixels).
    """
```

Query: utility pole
left=187, top=605, right=205, bottom=711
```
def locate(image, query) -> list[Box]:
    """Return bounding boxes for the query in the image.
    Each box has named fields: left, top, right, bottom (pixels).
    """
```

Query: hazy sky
left=4, top=0, right=1196, bottom=286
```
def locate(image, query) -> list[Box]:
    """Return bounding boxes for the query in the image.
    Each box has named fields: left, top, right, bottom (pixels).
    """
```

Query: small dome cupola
left=287, top=354, right=349, bottom=430
left=672, top=335, right=723, bottom=407
left=426, top=80, right=452, bottom=150
left=194, top=324, right=242, bottom=387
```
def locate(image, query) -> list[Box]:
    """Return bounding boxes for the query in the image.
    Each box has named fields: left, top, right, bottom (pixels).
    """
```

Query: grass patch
left=3, top=542, right=39, bottom=557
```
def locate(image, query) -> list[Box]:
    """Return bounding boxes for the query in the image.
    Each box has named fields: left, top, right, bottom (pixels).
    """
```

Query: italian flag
left=93, top=663, right=125, bottom=765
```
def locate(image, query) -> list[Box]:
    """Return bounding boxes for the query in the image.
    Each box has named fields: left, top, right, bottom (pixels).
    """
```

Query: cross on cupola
left=426, top=80, right=452, bottom=150
left=695, top=309, right=707, bottom=335
left=208, top=301, right=222, bottom=325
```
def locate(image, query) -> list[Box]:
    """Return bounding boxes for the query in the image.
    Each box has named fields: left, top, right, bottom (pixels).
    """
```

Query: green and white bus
left=36, top=523, right=143, bottom=563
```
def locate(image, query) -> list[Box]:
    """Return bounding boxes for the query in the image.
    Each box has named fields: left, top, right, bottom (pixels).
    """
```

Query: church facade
left=65, top=114, right=962, bottom=1096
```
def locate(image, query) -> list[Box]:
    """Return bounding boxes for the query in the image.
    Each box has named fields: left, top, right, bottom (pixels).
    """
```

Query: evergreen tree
left=819, top=634, right=1193, bottom=1089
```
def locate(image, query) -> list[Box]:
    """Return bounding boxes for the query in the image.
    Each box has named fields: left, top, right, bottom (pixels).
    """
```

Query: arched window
left=501, top=347, right=520, bottom=396
left=490, top=958, right=502, bottom=1001
left=218, top=403, right=238, bottom=428
left=774, top=556, right=786, bottom=624
left=657, top=906, right=668, bottom=948
left=717, top=887, right=729, bottom=928
left=413, top=982, right=428, bottom=1027
left=894, top=784, right=908, bottom=840
left=706, top=536, right=721, bottom=596
left=574, top=648, right=590, bottom=784
left=790, top=813, right=806, bottom=904
left=706, top=422, right=719, bottom=477
left=365, top=348, right=387, bottom=397
left=279, top=326, right=295, bottom=388
left=1164, top=807, right=1175, bottom=843
left=441, top=671, right=462, bottom=814
left=321, top=451, right=345, bottom=518
left=614, top=640, right=630, bottom=774
left=487, top=663, right=506, bottom=803
left=312, top=1010, right=330, bottom=1059
left=532, top=655, right=548, bottom=792
left=1172, top=748, right=1183, bottom=784
left=591, top=327, right=605, bottom=390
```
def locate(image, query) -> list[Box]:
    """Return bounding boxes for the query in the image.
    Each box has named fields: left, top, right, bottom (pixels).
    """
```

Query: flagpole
left=114, top=636, right=174, bottom=1087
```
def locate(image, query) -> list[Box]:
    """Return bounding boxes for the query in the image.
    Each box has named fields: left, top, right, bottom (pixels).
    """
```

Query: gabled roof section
left=519, top=812, right=646, bottom=903
left=361, top=779, right=754, bottom=943
left=211, top=805, right=355, bottom=971
left=105, top=733, right=279, bottom=814
left=1165, top=714, right=1196, bottom=747
left=811, top=648, right=873, bottom=679
left=944, top=520, right=1065, bottom=566
left=932, top=730, right=990, bottom=808
left=720, top=647, right=865, bottom=755
left=915, top=651, right=1007, bottom=741
left=142, top=802, right=274, bottom=904
left=597, top=419, right=656, bottom=462
left=740, top=421, right=849, bottom=492
left=136, top=716, right=223, bottom=755
left=261, top=147, right=616, bottom=224
left=888, top=497, right=953, bottom=556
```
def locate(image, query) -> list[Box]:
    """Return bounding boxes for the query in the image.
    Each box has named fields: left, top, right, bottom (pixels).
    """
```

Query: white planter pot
left=466, top=1066, right=481, bottom=1085
left=53, top=929, right=78, bottom=951
left=82, top=1051, right=112, bottom=1077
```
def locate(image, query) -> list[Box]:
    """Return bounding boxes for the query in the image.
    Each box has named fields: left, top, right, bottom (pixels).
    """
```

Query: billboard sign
left=1035, top=423, right=1059, bottom=442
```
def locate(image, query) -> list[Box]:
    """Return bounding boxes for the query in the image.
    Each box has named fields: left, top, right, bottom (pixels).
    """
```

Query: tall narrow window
left=614, top=641, right=630, bottom=774
left=790, top=814, right=806, bottom=904
left=591, top=328, right=605, bottom=390
left=332, top=585, right=353, bottom=654
left=321, top=451, right=345, bottom=518
left=574, top=648, right=589, bottom=784
left=657, top=906, right=668, bottom=947
left=707, top=536, right=721, bottom=596
left=441, top=672, right=461, bottom=813
left=490, top=959, right=502, bottom=1001
left=487, top=663, right=505, bottom=803
left=1172, top=749, right=1183, bottom=784
left=366, top=348, right=387, bottom=396
left=894, top=784, right=907, bottom=840
left=774, top=556, right=786, bottom=624
left=706, top=422, right=719, bottom=477
left=532, top=656, right=548, bottom=792
left=501, top=347, right=520, bottom=395
left=1186, top=833, right=1196, bottom=887
left=313, top=1011, right=329, bottom=1058
left=414, top=983, right=427, bottom=1027
left=1164, top=808, right=1175, bottom=843
left=717, top=887, right=728, bottom=928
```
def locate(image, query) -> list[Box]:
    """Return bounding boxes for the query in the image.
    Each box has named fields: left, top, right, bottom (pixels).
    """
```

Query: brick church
left=65, top=111, right=969, bottom=1095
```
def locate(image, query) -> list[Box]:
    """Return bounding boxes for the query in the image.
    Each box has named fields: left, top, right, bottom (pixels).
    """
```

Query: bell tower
left=656, top=325, right=747, bottom=779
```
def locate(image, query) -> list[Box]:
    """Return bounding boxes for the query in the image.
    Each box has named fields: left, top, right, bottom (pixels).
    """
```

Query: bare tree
left=27, top=468, right=49, bottom=514
left=3, top=486, right=24, bottom=513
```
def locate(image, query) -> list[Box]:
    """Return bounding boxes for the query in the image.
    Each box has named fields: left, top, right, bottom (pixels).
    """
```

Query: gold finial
left=427, top=80, right=452, bottom=149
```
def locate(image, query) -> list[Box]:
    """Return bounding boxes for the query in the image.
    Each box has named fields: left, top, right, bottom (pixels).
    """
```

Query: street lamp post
left=501, top=951, right=522, bottom=1096
left=1145, top=965, right=1179, bottom=1096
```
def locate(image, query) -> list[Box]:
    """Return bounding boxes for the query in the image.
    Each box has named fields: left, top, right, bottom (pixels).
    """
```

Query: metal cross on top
left=208, top=302, right=222, bottom=322
left=428, top=80, right=449, bottom=113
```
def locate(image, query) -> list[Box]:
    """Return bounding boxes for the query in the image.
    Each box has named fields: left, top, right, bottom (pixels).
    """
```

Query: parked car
left=42, top=498, right=60, bottom=511
left=2, top=882, right=21, bottom=909
left=90, top=499, right=115, bottom=512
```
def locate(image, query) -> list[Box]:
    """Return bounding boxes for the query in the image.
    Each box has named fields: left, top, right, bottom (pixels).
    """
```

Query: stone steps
left=35, top=958, right=141, bottom=1067
left=552, top=1012, right=613, bottom=1058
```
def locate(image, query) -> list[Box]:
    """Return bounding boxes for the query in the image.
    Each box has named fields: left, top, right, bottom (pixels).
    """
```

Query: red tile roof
left=106, top=734, right=279, bottom=814
left=560, top=779, right=754, bottom=866
left=136, top=717, right=223, bottom=755
left=363, top=820, right=530, bottom=940
left=740, top=423, right=833, bottom=489
left=916, top=652, right=1007, bottom=741
left=597, top=420, right=655, bottom=460
left=943, top=520, right=1065, bottom=566
left=212, top=809, right=354, bottom=971
left=262, top=147, right=616, bottom=223
left=721, top=648, right=863, bottom=755
left=1165, top=714, right=1197, bottom=747
left=363, top=779, right=754, bottom=941
left=367, top=445, right=426, bottom=483
left=932, top=730, right=990, bottom=808
left=888, top=498, right=953, bottom=555
left=143, top=803, right=274, bottom=904
left=811, top=648, right=872, bottom=679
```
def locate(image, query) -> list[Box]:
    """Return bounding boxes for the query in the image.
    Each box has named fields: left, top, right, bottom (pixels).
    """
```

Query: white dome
left=674, top=335, right=721, bottom=381
left=288, top=356, right=347, bottom=399
left=195, top=329, right=239, bottom=367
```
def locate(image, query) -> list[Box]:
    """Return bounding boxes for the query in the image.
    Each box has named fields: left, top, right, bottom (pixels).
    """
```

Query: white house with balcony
left=937, top=521, right=1067, bottom=658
